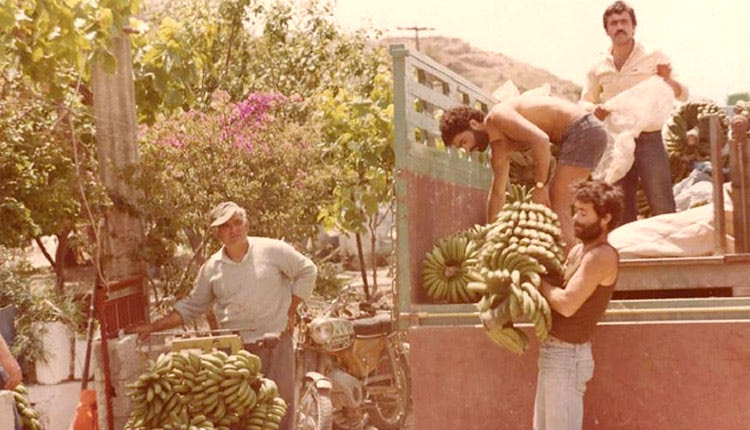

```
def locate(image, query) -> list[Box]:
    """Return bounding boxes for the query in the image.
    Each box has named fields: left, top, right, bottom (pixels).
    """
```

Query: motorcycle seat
left=352, top=313, right=393, bottom=337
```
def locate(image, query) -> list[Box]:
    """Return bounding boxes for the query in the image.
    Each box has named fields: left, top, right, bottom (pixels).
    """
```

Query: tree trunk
left=53, top=229, right=70, bottom=292
left=369, top=219, right=378, bottom=295
left=91, top=34, right=145, bottom=281
left=34, top=236, right=60, bottom=288
left=34, top=230, right=71, bottom=292
left=355, top=232, right=370, bottom=300
left=91, top=31, right=145, bottom=430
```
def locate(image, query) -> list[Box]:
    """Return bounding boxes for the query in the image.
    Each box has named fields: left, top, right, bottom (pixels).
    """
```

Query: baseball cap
left=209, top=201, right=243, bottom=227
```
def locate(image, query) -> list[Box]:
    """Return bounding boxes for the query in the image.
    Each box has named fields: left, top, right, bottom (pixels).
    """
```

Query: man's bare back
left=488, top=95, right=588, bottom=147
left=438, top=98, right=607, bottom=251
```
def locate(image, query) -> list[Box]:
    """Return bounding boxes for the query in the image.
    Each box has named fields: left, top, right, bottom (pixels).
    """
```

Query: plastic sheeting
left=593, top=76, right=676, bottom=184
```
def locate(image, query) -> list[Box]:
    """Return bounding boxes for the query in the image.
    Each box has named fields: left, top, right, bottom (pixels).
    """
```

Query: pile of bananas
left=633, top=101, right=730, bottom=216
left=237, top=395, right=288, bottom=430
left=421, top=228, right=482, bottom=303
left=12, top=384, right=42, bottom=430
left=663, top=100, right=729, bottom=184
left=735, top=100, right=750, bottom=118
left=124, top=349, right=286, bottom=430
left=469, top=185, right=565, bottom=354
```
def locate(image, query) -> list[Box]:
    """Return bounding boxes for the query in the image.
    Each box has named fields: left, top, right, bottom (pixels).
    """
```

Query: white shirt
left=580, top=41, right=689, bottom=131
left=174, top=237, right=317, bottom=342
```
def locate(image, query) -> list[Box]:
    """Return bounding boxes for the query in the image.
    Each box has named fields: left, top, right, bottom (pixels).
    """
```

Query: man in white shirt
left=580, top=1, right=689, bottom=225
left=129, top=201, right=317, bottom=430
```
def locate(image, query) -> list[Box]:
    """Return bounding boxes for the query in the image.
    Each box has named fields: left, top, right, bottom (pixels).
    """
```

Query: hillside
left=384, top=36, right=582, bottom=102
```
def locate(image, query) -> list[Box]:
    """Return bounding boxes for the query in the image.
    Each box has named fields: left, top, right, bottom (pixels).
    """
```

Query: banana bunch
left=633, top=101, right=730, bottom=217
left=237, top=396, right=287, bottom=430
left=735, top=100, right=750, bottom=118
left=508, top=147, right=559, bottom=185
left=469, top=184, right=564, bottom=353
left=12, top=384, right=42, bottom=430
left=151, top=414, right=217, bottom=430
left=421, top=231, right=481, bottom=303
left=126, top=351, right=190, bottom=429
left=125, top=349, right=276, bottom=430
left=663, top=101, right=729, bottom=183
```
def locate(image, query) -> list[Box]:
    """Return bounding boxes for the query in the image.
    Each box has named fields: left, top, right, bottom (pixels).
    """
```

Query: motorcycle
left=295, top=291, right=411, bottom=430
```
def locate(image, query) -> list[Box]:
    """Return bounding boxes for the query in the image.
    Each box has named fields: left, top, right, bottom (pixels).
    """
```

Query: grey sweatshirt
left=174, top=236, right=317, bottom=342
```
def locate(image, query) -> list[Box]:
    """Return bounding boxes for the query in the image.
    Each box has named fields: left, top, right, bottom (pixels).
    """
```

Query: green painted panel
left=391, top=43, right=495, bottom=321
left=406, top=80, right=462, bottom=114
left=395, top=175, right=413, bottom=313
left=402, top=48, right=493, bottom=104
left=405, top=146, right=492, bottom=190
left=405, top=109, right=440, bottom=137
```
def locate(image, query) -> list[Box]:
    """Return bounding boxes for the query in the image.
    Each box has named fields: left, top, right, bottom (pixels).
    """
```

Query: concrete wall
left=408, top=321, right=750, bottom=430
left=93, top=334, right=145, bottom=430
left=0, top=390, right=15, bottom=430
left=27, top=382, right=80, bottom=430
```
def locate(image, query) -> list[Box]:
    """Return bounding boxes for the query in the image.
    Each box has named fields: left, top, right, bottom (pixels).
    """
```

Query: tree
left=315, top=63, right=395, bottom=298
left=131, top=0, right=396, bottom=298
left=131, top=0, right=381, bottom=123
left=0, top=65, right=105, bottom=290
left=131, top=91, right=333, bottom=305
left=0, top=0, right=134, bottom=288
left=727, top=92, right=750, bottom=106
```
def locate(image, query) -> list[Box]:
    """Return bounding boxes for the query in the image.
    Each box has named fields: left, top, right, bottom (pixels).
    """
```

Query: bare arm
left=487, top=108, right=551, bottom=186
left=656, top=64, right=688, bottom=101
left=579, top=68, right=602, bottom=112
left=286, top=295, right=304, bottom=332
left=0, top=336, right=22, bottom=390
left=487, top=145, right=511, bottom=223
left=540, top=246, right=618, bottom=317
left=127, top=310, right=184, bottom=340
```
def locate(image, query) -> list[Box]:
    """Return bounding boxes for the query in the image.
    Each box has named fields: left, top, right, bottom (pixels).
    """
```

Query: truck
left=389, top=44, right=750, bottom=429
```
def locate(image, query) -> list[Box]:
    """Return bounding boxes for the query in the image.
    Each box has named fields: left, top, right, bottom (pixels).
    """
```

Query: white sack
left=592, top=75, right=676, bottom=184
left=610, top=184, right=734, bottom=258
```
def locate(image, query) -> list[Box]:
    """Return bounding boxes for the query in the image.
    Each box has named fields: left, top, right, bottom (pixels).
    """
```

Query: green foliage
left=131, top=91, right=333, bottom=298
left=727, top=92, right=750, bottom=106
left=132, top=0, right=380, bottom=123
left=0, top=67, right=105, bottom=250
left=0, top=0, right=115, bottom=281
left=1, top=0, right=139, bottom=100
left=313, top=261, right=348, bottom=299
left=131, top=0, right=395, bottom=295
left=0, top=259, right=86, bottom=379
left=315, top=62, right=395, bottom=234
left=1, top=0, right=394, bottom=303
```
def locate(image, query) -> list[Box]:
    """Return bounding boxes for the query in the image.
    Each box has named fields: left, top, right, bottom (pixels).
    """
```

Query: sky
left=331, top=0, right=749, bottom=104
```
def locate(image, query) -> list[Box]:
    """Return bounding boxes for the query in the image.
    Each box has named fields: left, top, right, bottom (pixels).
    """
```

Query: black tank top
left=549, top=243, right=618, bottom=344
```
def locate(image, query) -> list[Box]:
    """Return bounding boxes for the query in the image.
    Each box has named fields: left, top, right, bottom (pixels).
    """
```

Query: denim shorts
left=557, top=113, right=607, bottom=170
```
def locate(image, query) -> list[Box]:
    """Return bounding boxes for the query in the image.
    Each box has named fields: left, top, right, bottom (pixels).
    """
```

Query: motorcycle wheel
left=366, top=350, right=411, bottom=430
left=296, top=380, right=334, bottom=430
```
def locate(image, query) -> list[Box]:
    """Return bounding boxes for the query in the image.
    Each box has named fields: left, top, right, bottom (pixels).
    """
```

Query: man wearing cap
left=128, top=201, right=317, bottom=430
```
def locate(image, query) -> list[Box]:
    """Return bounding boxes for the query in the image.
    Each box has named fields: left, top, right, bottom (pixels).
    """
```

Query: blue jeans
left=615, top=131, right=676, bottom=225
left=533, top=338, right=594, bottom=430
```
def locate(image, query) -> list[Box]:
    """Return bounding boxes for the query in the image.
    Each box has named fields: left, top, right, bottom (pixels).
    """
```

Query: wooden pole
left=709, top=116, right=727, bottom=255
left=729, top=109, right=750, bottom=252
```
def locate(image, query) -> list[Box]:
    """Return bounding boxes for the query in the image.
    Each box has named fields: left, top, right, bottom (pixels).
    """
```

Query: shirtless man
left=440, top=95, right=607, bottom=251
